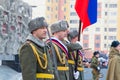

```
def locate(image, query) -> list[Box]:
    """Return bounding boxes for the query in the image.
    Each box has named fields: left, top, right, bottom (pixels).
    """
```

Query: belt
left=36, top=73, right=54, bottom=79
left=77, top=67, right=84, bottom=71
left=68, top=60, right=75, bottom=64
left=57, top=66, right=69, bottom=71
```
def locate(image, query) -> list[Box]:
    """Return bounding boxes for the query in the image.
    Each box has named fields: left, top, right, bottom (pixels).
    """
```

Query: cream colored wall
left=117, top=0, right=120, bottom=41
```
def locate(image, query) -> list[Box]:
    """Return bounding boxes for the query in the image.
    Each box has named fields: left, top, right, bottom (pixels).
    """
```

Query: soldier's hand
left=97, top=66, right=100, bottom=70
left=73, top=71, right=79, bottom=79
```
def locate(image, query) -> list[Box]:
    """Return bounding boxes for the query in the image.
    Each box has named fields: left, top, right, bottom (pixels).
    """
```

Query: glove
left=73, top=71, right=79, bottom=79
left=97, top=66, right=100, bottom=70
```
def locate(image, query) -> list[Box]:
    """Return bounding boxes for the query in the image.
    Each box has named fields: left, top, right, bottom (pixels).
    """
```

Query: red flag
left=75, top=0, right=97, bottom=32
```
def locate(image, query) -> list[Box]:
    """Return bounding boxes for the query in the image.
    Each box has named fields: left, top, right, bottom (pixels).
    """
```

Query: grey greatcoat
left=19, top=34, right=54, bottom=80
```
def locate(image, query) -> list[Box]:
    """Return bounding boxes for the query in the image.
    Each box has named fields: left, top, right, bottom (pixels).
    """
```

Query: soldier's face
left=33, top=27, right=47, bottom=40
left=115, top=44, right=120, bottom=51
left=71, top=36, right=78, bottom=43
left=56, top=30, right=67, bottom=40
left=64, top=29, right=69, bottom=37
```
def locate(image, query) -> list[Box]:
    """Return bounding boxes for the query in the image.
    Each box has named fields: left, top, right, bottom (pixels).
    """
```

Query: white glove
left=73, top=71, right=79, bottom=79
left=97, top=66, right=100, bottom=70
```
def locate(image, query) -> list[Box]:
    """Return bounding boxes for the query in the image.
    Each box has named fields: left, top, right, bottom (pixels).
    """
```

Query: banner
left=75, top=0, right=97, bottom=32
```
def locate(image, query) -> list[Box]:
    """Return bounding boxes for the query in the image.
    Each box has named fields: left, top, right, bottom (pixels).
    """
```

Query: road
left=84, top=68, right=107, bottom=80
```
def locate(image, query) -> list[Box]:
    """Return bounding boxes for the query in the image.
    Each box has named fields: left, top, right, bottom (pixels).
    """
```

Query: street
left=84, top=68, right=107, bottom=80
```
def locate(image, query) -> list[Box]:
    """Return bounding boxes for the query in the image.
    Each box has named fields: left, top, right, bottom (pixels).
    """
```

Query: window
left=108, top=28, right=116, bottom=32
left=109, top=4, right=117, bottom=8
left=105, top=12, right=107, bottom=16
left=95, top=43, right=100, bottom=48
left=96, top=28, right=100, bottom=31
left=104, top=28, right=107, bottom=32
left=108, top=36, right=116, bottom=40
left=104, top=36, right=107, bottom=40
left=70, top=12, right=77, bottom=16
left=83, top=43, right=88, bottom=48
left=70, top=20, right=78, bottom=24
left=48, top=0, right=50, bottom=2
left=83, top=35, right=89, bottom=40
left=47, top=6, right=50, bottom=11
left=105, top=4, right=108, bottom=8
left=95, top=35, right=100, bottom=40
left=104, top=44, right=107, bottom=48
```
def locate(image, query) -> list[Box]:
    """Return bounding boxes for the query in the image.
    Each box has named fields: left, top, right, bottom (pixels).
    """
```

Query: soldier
left=46, top=20, right=69, bottom=80
left=67, top=29, right=84, bottom=80
left=106, top=40, right=120, bottom=80
left=90, top=51, right=100, bottom=80
left=19, top=17, right=54, bottom=80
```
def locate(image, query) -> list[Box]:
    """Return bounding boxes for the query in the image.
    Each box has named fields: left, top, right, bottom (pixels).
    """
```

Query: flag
left=75, top=0, right=97, bottom=32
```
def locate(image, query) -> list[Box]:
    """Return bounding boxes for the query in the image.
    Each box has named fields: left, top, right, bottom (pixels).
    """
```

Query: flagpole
left=75, top=20, right=81, bottom=72
left=74, top=20, right=82, bottom=80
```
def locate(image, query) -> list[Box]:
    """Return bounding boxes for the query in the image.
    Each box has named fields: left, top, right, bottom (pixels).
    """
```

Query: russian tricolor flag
left=75, top=0, right=97, bottom=32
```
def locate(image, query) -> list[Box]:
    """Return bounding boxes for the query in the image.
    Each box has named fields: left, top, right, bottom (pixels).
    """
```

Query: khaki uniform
left=91, top=56, right=100, bottom=80
left=19, top=35, right=54, bottom=80
left=106, top=47, right=120, bottom=80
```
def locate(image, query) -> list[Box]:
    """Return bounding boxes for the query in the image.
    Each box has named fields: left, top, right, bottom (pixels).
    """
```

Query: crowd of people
left=19, top=17, right=120, bottom=80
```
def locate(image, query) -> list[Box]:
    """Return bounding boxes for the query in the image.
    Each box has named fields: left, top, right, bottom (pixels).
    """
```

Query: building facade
left=46, top=0, right=70, bottom=24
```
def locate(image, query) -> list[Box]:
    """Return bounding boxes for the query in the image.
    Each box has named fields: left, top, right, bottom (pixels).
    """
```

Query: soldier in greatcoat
left=46, top=20, right=69, bottom=80
left=106, top=40, right=120, bottom=80
left=67, top=29, right=84, bottom=80
left=19, top=17, right=54, bottom=80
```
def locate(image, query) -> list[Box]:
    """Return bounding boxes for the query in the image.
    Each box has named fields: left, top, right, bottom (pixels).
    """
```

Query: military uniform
left=47, top=37, right=69, bottom=80
left=67, top=29, right=84, bottom=80
left=65, top=41, right=84, bottom=80
left=48, top=20, right=70, bottom=80
left=90, top=55, right=100, bottom=80
left=19, top=17, right=54, bottom=80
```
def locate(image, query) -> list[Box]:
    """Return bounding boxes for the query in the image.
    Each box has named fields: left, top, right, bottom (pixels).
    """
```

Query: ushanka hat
left=50, top=20, right=69, bottom=34
left=28, top=17, right=48, bottom=32
left=67, top=29, right=79, bottom=41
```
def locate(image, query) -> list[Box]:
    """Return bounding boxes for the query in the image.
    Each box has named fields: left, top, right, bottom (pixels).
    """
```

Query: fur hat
left=67, top=29, right=78, bottom=41
left=50, top=20, right=69, bottom=34
left=111, top=40, right=120, bottom=47
left=28, top=17, right=48, bottom=32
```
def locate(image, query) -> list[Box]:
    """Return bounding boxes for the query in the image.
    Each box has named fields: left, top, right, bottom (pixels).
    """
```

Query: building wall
left=117, top=0, right=120, bottom=41
left=46, top=0, right=70, bottom=24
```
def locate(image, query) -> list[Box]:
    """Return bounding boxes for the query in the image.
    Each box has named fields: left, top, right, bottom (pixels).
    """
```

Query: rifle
left=46, top=27, right=60, bottom=80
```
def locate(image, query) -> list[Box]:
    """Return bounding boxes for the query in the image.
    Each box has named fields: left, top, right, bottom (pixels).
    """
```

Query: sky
left=22, top=0, right=46, bottom=18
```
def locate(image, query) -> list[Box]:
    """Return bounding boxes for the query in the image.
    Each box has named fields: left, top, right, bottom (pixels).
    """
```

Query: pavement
left=84, top=68, right=107, bottom=80
left=0, top=65, right=107, bottom=80
left=0, top=65, right=22, bottom=80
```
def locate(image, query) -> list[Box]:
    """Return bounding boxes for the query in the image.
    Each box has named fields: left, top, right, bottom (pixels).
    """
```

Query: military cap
left=111, top=40, right=120, bottom=47
left=28, top=17, right=48, bottom=32
left=93, top=51, right=100, bottom=56
left=67, top=29, right=78, bottom=41
left=50, top=20, right=69, bottom=34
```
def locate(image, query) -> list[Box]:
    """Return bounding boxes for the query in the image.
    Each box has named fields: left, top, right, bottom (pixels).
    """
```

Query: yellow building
left=46, top=0, right=70, bottom=24
left=117, top=0, right=120, bottom=41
